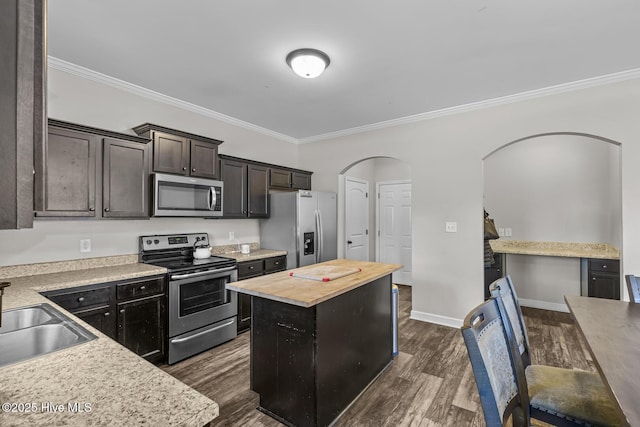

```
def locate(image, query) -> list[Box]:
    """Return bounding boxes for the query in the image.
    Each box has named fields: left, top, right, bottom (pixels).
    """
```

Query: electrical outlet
left=498, top=228, right=505, bottom=237
left=445, top=222, right=457, bottom=233
left=229, top=231, right=235, bottom=240
left=80, top=239, right=91, bottom=253
left=505, top=227, right=513, bottom=237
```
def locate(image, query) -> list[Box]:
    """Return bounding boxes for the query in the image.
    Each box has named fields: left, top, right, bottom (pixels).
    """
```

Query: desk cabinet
left=586, top=259, right=620, bottom=300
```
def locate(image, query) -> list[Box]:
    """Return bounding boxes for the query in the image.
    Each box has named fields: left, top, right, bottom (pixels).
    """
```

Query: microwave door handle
left=207, top=187, right=213, bottom=210
left=211, top=187, right=217, bottom=211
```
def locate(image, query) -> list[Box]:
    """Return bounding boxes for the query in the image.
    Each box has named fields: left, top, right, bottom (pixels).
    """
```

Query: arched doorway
left=339, top=156, right=413, bottom=285
left=483, top=132, right=622, bottom=308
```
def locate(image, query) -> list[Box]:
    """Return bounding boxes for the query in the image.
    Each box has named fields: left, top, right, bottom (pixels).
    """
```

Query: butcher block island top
left=227, top=259, right=402, bottom=307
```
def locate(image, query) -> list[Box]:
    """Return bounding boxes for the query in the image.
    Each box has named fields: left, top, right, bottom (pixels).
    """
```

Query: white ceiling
left=47, top=1, right=640, bottom=142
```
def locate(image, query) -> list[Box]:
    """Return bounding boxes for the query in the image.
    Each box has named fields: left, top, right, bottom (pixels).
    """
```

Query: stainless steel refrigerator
left=260, top=190, right=337, bottom=268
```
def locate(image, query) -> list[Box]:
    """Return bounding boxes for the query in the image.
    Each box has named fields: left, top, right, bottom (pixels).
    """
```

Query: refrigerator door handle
left=314, top=209, right=321, bottom=263
left=316, top=209, right=324, bottom=263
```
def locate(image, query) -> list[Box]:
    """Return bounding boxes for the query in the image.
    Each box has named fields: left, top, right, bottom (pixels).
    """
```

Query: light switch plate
left=229, top=231, right=235, bottom=240
left=498, top=228, right=505, bottom=237
left=445, top=222, right=457, bottom=233
left=505, top=227, right=512, bottom=237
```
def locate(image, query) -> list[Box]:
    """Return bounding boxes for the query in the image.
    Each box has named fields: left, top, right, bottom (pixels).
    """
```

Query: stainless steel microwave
left=152, top=173, right=223, bottom=217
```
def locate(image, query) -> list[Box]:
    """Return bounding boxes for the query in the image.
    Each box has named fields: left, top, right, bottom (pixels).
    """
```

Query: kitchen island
left=227, top=259, right=401, bottom=427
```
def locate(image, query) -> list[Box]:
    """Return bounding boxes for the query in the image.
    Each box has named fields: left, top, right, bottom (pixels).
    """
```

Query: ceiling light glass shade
left=286, top=48, right=330, bottom=79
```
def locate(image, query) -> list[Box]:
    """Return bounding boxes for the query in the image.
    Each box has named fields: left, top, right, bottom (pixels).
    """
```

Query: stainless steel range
left=139, top=233, right=237, bottom=364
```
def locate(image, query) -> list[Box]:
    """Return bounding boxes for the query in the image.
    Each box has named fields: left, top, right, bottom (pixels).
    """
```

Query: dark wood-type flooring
left=161, top=286, right=597, bottom=426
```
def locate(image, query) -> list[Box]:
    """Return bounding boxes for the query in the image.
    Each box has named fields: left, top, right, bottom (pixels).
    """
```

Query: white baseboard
left=410, top=310, right=462, bottom=328
left=518, top=298, right=569, bottom=313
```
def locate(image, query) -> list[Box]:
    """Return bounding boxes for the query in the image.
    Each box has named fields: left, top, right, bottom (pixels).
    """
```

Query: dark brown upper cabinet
left=248, top=164, right=270, bottom=218
left=0, top=0, right=46, bottom=229
left=35, top=119, right=150, bottom=219
left=220, top=156, right=269, bottom=218
left=269, top=168, right=312, bottom=190
left=220, top=158, right=248, bottom=218
left=132, top=123, right=222, bottom=180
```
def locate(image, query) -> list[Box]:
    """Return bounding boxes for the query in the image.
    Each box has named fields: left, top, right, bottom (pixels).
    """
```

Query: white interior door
left=377, top=181, right=412, bottom=285
left=345, top=177, right=369, bottom=261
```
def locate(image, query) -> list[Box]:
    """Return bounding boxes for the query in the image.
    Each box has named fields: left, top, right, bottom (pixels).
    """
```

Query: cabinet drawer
left=588, top=259, right=619, bottom=274
left=116, top=277, right=165, bottom=300
left=265, top=256, right=286, bottom=273
left=48, top=286, right=111, bottom=311
left=238, top=260, right=264, bottom=279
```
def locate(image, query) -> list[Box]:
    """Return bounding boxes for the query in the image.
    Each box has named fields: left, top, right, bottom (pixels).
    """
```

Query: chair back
left=489, top=276, right=531, bottom=367
left=625, top=275, right=640, bottom=303
left=461, top=297, right=530, bottom=426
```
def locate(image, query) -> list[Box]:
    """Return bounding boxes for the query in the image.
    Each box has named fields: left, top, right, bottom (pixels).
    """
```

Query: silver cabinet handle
left=192, top=168, right=196, bottom=172
left=104, top=312, right=110, bottom=317
left=78, top=297, right=85, bottom=302
left=140, top=285, right=146, bottom=290
left=170, top=320, right=235, bottom=343
left=182, top=166, right=187, bottom=171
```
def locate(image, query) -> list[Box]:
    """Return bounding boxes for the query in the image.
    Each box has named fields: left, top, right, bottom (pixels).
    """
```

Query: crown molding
left=49, top=56, right=640, bottom=145
left=298, top=68, right=640, bottom=144
left=47, top=56, right=299, bottom=144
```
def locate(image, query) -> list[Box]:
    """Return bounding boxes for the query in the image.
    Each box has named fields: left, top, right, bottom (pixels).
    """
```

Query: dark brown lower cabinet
left=73, top=304, right=117, bottom=340
left=237, top=256, right=286, bottom=332
left=586, top=258, right=620, bottom=300
left=117, top=295, right=165, bottom=363
left=42, top=275, right=167, bottom=363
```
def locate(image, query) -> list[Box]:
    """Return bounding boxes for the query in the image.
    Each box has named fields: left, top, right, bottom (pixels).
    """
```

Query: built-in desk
left=489, top=240, right=621, bottom=302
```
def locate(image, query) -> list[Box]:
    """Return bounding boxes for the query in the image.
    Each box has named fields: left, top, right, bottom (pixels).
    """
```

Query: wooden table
left=564, top=295, right=640, bottom=427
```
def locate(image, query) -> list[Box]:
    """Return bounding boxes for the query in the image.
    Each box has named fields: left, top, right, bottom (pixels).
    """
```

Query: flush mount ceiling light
left=286, top=48, right=330, bottom=79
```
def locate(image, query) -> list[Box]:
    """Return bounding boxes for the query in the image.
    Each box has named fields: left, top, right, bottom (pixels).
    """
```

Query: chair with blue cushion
left=461, top=294, right=621, bottom=427
left=624, top=275, right=640, bottom=303
left=489, top=276, right=531, bottom=367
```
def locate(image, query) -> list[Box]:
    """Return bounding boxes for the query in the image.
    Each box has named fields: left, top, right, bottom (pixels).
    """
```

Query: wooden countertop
left=489, top=240, right=619, bottom=260
left=0, top=258, right=218, bottom=426
left=227, top=259, right=402, bottom=308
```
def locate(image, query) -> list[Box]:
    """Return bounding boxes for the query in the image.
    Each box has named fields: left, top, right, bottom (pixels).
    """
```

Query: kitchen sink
left=0, top=303, right=96, bottom=368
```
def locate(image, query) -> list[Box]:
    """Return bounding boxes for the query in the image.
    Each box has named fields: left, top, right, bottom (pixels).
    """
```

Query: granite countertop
left=0, top=257, right=219, bottom=426
left=228, top=259, right=401, bottom=308
left=220, top=248, right=287, bottom=262
left=489, top=240, right=620, bottom=260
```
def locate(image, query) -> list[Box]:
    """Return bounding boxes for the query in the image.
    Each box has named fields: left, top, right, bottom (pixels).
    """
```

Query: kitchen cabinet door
left=152, top=131, right=189, bottom=175
left=220, top=158, right=248, bottom=218
left=189, top=139, right=219, bottom=179
left=269, top=168, right=291, bottom=189
left=74, top=305, right=117, bottom=340
left=102, top=137, right=149, bottom=218
left=35, top=127, right=98, bottom=217
left=117, top=295, right=166, bottom=363
left=291, top=172, right=311, bottom=190
left=248, top=164, right=269, bottom=218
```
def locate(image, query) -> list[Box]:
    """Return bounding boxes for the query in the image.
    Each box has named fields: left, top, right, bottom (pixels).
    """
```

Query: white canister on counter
left=241, top=244, right=250, bottom=254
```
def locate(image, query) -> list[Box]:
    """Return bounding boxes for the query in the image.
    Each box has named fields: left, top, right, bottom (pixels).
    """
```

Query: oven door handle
left=170, top=319, right=235, bottom=343
left=170, top=266, right=236, bottom=280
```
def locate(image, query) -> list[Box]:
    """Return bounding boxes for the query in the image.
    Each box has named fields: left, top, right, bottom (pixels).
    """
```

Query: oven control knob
left=154, top=239, right=160, bottom=244
left=146, top=239, right=152, bottom=245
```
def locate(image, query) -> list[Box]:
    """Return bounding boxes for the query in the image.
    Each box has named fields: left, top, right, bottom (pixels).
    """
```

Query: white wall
left=0, top=67, right=297, bottom=266
left=484, top=134, right=621, bottom=244
left=299, top=78, right=640, bottom=325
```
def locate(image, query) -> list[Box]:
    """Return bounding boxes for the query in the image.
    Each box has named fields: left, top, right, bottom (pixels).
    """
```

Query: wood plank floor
left=160, top=286, right=597, bottom=426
